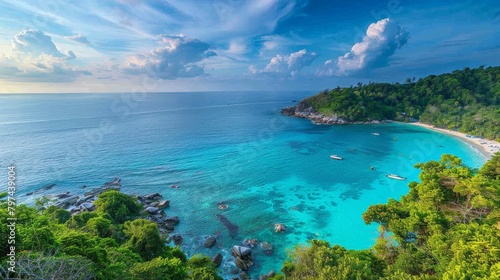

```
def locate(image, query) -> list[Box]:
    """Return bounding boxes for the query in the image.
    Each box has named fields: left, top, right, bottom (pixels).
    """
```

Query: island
left=282, top=66, right=499, bottom=142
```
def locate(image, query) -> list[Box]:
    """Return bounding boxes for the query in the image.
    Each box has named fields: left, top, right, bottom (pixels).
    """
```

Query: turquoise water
left=0, top=92, right=485, bottom=278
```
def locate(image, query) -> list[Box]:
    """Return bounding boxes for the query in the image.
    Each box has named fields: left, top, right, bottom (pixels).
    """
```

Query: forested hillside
left=297, top=66, right=500, bottom=140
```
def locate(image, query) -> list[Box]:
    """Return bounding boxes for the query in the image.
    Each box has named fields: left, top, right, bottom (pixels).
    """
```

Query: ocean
left=0, top=91, right=486, bottom=278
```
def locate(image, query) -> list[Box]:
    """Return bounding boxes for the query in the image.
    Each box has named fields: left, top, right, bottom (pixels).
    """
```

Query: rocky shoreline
left=281, top=100, right=385, bottom=125
left=27, top=178, right=277, bottom=280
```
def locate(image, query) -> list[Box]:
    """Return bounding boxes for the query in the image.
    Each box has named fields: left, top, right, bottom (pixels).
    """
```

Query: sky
left=0, top=0, right=499, bottom=93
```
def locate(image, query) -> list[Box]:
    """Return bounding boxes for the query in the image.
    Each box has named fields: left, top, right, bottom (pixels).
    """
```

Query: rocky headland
left=281, top=100, right=385, bottom=125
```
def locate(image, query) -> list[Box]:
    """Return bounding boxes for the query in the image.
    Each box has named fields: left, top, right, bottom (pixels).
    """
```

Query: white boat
left=330, top=155, right=343, bottom=160
left=386, top=174, right=406, bottom=180
left=372, top=133, right=380, bottom=136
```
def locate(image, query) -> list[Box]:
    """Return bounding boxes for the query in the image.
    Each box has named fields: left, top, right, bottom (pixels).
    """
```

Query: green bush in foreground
left=94, top=190, right=142, bottom=223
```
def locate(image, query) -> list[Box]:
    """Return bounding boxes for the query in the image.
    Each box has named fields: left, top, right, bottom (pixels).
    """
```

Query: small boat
left=386, top=174, right=407, bottom=180
left=372, top=132, right=380, bottom=136
left=330, top=155, right=343, bottom=160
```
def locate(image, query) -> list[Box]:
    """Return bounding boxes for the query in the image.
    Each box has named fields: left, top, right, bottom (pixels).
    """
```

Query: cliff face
left=281, top=100, right=351, bottom=124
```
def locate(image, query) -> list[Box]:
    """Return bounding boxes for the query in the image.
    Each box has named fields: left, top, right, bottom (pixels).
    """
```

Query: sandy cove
left=407, top=122, right=500, bottom=160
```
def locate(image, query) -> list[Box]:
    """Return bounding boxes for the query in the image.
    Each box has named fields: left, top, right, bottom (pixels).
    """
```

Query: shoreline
left=407, top=122, right=499, bottom=160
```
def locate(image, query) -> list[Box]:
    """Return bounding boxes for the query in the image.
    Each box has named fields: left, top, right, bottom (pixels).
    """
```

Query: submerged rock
left=204, top=236, right=217, bottom=248
left=274, top=223, right=287, bottom=232
left=172, top=234, right=183, bottom=246
left=216, top=214, right=239, bottom=238
left=260, top=270, right=276, bottom=280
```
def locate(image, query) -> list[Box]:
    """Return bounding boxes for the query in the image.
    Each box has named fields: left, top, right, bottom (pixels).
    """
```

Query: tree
left=13, top=252, right=95, bottom=280
left=280, top=240, right=385, bottom=280
left=123, top=219, right=165, bottom=261
left=130, top=257, right=187, bottom=280
left=85, top=216, right=114, bottom=238
left=94, top=190, right=142, bottom=224
left=187, top=254, right=222, bottom=280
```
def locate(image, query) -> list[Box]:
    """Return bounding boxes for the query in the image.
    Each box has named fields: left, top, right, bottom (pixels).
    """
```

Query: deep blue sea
left=0, top=91, right=486, bottom=279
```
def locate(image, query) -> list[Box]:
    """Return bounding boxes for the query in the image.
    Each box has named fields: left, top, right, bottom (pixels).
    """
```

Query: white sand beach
left=408, top=122, right=500, bottom=160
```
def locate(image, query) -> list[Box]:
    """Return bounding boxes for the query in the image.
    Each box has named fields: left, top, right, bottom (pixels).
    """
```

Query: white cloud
left=12, top=30, right=76, bottom=60
left=123, top=34, right=216, bottom=79
left=250, top=49, right=318, bottom=77
left=317, top=18, right=409, bottom=77
left=0, top=30, right=91, bottom=82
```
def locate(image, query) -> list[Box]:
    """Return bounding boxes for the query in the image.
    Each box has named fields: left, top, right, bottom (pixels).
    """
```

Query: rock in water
left=232, top=246, right=251, bottom=257
left=145, top=206, right=159, bottom=214
left=172, top=234, right=183, bottom=246
left=157, top=200, right=170, bottom=209
left=204, top=236, right=217, bottom=248
left=165, top=216, right=180, bottom=225
left=54, top=196, right=79, bottom=209
left=274, top=223, right=287, bottom=232
left=232, top=246, right=254, bottom=271
left=212, top=253, right=223, bottom=267
left=144, top=193, right=161, bottom=200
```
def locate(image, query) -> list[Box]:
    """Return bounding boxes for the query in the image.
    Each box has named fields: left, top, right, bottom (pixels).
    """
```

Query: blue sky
left=0, top=0, right=498, bottom=93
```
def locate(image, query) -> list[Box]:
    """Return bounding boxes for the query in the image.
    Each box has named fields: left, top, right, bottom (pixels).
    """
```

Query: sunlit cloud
left=122, top=34, right=216, bottom=79
left=0, top=30, right=91, bottom=82
left=317, top=18, right=409, bottom=77
left=250, top=49, right=318, bottom=77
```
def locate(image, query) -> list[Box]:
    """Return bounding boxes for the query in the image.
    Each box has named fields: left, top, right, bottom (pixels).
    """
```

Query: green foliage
left=302, top=66, right=500, bottom=140
left=0, top=208, right=12, bottom=257
left=66, top=212, right=98, bottom=229
left=187, top=267, right=223, bottom=280
left=1, top=191, right=220, bottom=280
left=169, top=246, right=187, bottom=263
left=479, top=152, right=500, bottom=180
left=187, top=254, right=222, bottom=280
left=130, top=257, right=187, bottom=280
left=34, top=195, right=56, bottom=211
left=281, top=240, right=385, bottom=280
left=43, top=205, right=71, bottom=223
left=85, top=216, right=114, bottom=238
left=123, top=218, right=165, bottom=261
left=94, top=190, right=142, bottom=223
left=105, top=247, right=142, bottom=280
left=363, top=154, right=500, bottom=279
